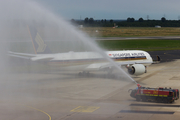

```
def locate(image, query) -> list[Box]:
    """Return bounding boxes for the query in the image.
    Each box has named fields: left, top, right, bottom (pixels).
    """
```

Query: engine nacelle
left=128, top=64, right=146, bottom=75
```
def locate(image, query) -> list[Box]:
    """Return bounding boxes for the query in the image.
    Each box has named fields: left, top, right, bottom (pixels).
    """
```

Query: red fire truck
left=129, top=84, right=179, bottom=103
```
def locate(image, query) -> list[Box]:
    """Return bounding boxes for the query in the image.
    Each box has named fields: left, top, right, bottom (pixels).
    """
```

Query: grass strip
left=9, top=39, right=180, bottom=52
left=81, top=27, right=180, bottom=37
left=96, top=39, right=180, bottom=51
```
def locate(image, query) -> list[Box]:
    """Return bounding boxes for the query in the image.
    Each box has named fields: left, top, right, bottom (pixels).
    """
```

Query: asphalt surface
left=1, top=50, right=180, bottom=120
left=148, top=50, right=180, bottom=62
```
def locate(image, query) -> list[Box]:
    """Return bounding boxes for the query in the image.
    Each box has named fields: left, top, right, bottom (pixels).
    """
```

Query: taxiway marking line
left=71, top=106, right=100, bottom=113
left=26, top=105, right=51, bottom=120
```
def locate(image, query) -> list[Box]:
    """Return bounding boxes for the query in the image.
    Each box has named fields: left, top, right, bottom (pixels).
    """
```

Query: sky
left=33, top=0, right=180, bottom=20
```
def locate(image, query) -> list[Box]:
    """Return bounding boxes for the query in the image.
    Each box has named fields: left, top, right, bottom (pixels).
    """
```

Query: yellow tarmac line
left=26, top=105, right=51, bottom=120
left=71, top=106, right=100, bottom=113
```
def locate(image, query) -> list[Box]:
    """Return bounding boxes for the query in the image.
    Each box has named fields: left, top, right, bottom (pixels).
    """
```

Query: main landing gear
left=78, top=71, right=90, bottom=76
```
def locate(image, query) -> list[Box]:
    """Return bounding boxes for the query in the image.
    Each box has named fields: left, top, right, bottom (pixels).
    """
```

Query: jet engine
left=127, top=64, right=146, bottom=75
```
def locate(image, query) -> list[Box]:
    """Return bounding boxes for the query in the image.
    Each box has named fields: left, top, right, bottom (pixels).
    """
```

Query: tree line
left=71, top=17, right=180, bottom=27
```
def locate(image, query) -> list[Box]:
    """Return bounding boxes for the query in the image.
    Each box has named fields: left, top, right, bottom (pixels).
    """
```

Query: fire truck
left=129, top=84, right=179, bottom=103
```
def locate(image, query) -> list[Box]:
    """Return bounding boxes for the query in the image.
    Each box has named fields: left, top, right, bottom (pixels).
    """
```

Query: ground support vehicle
left=129, top=84, right=179, bottom=103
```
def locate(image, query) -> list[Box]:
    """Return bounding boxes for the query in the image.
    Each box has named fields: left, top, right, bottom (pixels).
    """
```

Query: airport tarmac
left=1, top=56, right=180, bottom=120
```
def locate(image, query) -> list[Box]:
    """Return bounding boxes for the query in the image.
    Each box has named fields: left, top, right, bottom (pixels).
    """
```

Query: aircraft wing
left=8, top=51, right=54, bottom=61
left=116, top=61, right=152, bottom=66
left=85, top=61, right=152, bottom=71
left=31, top=55, right=55, bottom=61
left=8, top=51, right=37, bottom=59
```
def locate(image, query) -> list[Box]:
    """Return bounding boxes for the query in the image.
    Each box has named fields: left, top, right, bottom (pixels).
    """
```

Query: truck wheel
left=156, top=98, right=162, bottom=103
left=163, top=98, right=168, bottom=103
left=170, top=100, right=174, bottom=103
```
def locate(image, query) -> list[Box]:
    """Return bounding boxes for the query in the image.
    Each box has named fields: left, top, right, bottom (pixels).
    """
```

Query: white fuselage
left=31, top=50, right=153, bottom=71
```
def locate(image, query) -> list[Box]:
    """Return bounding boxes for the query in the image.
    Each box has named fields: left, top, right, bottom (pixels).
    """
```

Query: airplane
left=8, top=26, right=155, bottom=76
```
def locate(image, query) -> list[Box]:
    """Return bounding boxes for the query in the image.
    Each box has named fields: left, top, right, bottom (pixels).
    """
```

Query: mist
left=0, top=0, right=136, bottom=108
left=0, top=1, right=140, bottom=119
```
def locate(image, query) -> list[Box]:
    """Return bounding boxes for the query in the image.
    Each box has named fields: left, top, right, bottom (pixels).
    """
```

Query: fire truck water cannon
left=129, top=84, right=179, bottom=103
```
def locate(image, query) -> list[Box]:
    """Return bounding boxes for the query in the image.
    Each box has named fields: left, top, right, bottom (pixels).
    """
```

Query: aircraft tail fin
left=27, top=25, right=52, bottom=54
